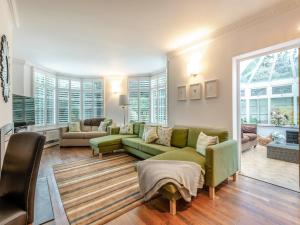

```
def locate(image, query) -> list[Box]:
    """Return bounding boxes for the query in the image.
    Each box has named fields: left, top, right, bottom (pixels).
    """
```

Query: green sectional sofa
left=89, top=122, right=238, bottom=214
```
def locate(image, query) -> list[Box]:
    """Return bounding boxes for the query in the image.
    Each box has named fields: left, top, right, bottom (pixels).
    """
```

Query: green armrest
left=107, top=126, right=120, bottom=135
left=205, top=140, right=238, bottom=187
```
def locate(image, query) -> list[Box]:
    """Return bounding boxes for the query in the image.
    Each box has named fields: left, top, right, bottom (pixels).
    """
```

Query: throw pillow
left=98, top=121, right=110, bottom=132
left=156, top=127, right=173, bottom=146
left=196, top=132, right=219, bottom=156
left=68, top=122, right=81, bottom=132
left=120, top=124, right=134, bottom=134
left=142, top=125, right=158, bottom=140
left=143, top=126, right=158, bottom=143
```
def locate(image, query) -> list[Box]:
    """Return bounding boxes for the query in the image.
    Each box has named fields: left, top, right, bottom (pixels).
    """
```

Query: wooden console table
left=267, top=142, right=299, bottom=164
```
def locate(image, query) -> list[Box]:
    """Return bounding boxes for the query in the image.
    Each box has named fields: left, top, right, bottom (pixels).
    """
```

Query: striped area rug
left=53, top=153, right=144, bottom=225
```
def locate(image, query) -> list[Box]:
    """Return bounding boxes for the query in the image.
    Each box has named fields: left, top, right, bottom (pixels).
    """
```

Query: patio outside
left=240, top=48, right=299, bottom=192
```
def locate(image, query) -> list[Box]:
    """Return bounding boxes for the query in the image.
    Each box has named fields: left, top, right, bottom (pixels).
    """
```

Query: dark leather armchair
left=0, top=132, right=45, bottom=225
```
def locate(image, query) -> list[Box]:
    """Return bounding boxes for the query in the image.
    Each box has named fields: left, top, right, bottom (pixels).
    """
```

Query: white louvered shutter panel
left=34, top=72, right=45, bottom=125
left=57, top=79, right=70, bottom=123
left=70, top=80, right=81, bottom=122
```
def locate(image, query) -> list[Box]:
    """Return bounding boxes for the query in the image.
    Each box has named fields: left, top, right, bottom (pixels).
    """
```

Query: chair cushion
left=122, top=137, right=144, bottom=149
left=241, top=136, right=250, bottom=144
left=244, top=133, right=257, bottom=141
left=0, top=198, right=26, bottom=225
left=139, top=142, right=178, bottom=156
left=89, top=134, right=137, bottom=148
left=171, top=128, right=188, bottom=148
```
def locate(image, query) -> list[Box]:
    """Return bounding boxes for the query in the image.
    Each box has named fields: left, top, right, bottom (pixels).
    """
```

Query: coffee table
left=266, top=142, right=299, bottom=164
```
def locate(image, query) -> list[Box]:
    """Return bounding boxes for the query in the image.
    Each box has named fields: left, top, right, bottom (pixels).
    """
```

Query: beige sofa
left=60, top=118, right=111, bottom=147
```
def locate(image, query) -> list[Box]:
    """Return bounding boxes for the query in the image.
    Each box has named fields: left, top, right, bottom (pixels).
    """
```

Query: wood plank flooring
left=39, top=146, right=300, bottom=225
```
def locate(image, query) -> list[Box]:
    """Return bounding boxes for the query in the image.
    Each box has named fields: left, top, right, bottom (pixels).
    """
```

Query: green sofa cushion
left=187, top=127, right=229, bottom=148
left=122, top=137, right=144, bottom=149
left=139, top=142, right=178, bottom=156
left=171, top=128, right=188, bottom=148
left=138, top=124, right=145, bottom=138
left=89, top=134, right=137, bottom=147
left=133, top=122, right=145, bottom=135
left=150, top=147, right=206, bottom=169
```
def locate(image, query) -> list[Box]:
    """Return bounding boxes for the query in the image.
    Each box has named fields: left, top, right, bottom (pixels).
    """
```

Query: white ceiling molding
left=168, top=0, right=300, bottom=57
left=7, top=0, right=20, bottom=28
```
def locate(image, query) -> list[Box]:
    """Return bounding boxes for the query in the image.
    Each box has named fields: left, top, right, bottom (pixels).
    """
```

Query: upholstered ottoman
left=89, top=134, right=137, bottom=158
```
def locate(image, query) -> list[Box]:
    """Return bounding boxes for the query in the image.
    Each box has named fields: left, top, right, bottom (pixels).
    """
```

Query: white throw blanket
left=137, top=160, right=205, bottom=202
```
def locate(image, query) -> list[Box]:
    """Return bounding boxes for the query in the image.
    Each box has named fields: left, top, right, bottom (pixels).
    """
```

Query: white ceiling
left=13, top=0, right=283, bottom=76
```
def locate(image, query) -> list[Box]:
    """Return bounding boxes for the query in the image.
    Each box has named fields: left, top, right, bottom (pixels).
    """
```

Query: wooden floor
left=39, top=146, right=300, bottom=225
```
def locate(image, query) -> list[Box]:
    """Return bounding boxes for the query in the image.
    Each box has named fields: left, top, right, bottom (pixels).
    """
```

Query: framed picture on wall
left=205, top=79, right=218, bottom=98
left=177, top=85, right=187, bottom=101
left=189, top=83, right=202, bottom=100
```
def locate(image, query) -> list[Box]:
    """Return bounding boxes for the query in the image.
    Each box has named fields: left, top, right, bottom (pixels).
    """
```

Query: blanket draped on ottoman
left=137, top=160, right=205, bottom=202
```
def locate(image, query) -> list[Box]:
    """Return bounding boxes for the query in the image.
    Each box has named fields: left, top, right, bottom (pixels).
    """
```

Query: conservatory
left=240, top=48, right=299, bottom=192
left=240, top=48, right=299, bottom=134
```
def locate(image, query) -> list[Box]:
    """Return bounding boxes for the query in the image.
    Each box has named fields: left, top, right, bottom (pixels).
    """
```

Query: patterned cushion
left=68, top=122, right=81, bottom=132
left=98, top=121, right=111, bottom=132
left=120, top=124, right=134, bottom=134
left=196, top=132, right=219, bottom=156
left=156, top=127, right=173, bottom=146
left=143, top=127, right=158, bottom=143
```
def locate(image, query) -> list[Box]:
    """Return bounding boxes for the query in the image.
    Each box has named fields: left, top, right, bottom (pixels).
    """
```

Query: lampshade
left=119, top=95, right=128, bottom=106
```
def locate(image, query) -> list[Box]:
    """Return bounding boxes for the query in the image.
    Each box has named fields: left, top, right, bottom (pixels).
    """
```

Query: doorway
left=233, top=41, right=300, bottom=192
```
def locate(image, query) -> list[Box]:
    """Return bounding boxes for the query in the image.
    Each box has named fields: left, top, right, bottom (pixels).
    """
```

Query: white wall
left=104, top=76, right=128, bottom=125
left=12, top=58, right=33, bottom=97
left=0, top=0, right=14, bottom=128
left=167, top=6, right=300, bottom=135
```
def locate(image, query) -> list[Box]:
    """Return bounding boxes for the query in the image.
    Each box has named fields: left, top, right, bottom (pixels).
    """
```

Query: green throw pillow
left=69, top=122, right=81, bottom=132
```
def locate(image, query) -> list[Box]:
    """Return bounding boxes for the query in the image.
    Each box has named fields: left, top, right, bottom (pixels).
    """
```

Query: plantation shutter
left=57, top=79, right=70, bottom=123
left=93, top=80, right=104, bottom=117
left=34, top=72, right=45, bottom=125
left=82, top=79, right=104, bottom=119
left=128, top=77, right=150, bottom=122
left=150, top=73, right=167, bottom=125
left=45, top=75, right=56, bottom=124
left=70, top=80, right=81, bottom=121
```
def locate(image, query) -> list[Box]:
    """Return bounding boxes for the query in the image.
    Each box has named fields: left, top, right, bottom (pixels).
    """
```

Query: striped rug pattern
left=53, top=153, right=144, bottom=225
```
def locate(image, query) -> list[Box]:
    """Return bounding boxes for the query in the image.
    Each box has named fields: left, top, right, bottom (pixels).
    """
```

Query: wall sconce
left=187, top=59, right=200, bottom=77
left=111, top=80, right=121, bottom=94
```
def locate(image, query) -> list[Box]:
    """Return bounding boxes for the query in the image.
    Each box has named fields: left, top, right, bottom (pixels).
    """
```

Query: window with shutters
left=34, top=70, right=104, bottom=125
left=57, top=79, right=70, bottom=123
left=34, top=70, right=56, bottom=125
left=151, top=73, right=167, bottom=124
left=82, top=80, right=104, bottom=119
left=128, top=77, right=150, bottom=122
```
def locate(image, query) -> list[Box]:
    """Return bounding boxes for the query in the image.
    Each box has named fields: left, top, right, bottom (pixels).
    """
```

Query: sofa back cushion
left=133, top=122, right=145, bottom=135
left=139, top=123, right=145, bottom=138
left=84, top=118, right=105, bottom=126
left=187, top=127, right=229, bottom=148
left=171, top=128, right=188, bottom=148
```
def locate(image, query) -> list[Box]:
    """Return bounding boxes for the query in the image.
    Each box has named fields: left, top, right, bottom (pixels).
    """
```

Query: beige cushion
left=62, top=131, right=106, bottom=139
left=196, top=132, right=219, bottom=156
left=156, top=127, right=172, bottom=147
left=120, top=124, right=134, bottom=134
left=81, top=124, right=92, bottom=132
left=244, top=133, right=257, bottom=141
left=91, top=126, right=99, bottom=131
left=69, top=122, right=81, bottom=132
left=143, top=127, right=158, bottom=143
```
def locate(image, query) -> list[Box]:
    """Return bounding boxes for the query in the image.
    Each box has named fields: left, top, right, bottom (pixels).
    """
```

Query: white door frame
left=232, top=38, right=300, bottom=170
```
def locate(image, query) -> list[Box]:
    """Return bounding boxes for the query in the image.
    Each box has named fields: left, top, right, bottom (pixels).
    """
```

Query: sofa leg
left=170, top=199, right=176, bottom=215
left=99, top=153, right=103, bottom=160
left=232, top=173, right=238, bottom=182
left=209, top=186, right=215, bottom=200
